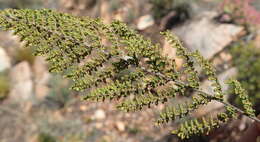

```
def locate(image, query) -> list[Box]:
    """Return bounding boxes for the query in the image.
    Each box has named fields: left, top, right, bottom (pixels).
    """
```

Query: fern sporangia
left=0, top=9, right=259, bottom=139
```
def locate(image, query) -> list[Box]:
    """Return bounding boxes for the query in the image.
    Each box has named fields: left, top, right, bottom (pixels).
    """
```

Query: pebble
left=116, top=121, right=125, bottom=132
left=93, top=109, right=106, bottom=120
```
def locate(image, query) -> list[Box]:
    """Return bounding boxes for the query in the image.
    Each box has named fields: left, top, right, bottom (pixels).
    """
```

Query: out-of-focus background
left=0, top=0, right=259, bottom=142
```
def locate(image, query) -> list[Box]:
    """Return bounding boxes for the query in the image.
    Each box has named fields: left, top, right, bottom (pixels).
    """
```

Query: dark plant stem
left=141, top=67, right=260, bottom=123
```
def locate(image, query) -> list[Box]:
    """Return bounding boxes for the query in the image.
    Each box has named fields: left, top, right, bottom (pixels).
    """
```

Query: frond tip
left=226, top=79, right=255, bottom=117
left=172, top=117, right=220, bottom=139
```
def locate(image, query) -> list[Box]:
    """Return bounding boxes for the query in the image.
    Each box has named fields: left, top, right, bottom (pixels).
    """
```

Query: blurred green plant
left=0, top=71, right=10, bottom=100
left=86, top=128, right=105, bottom=142
left=125, top=9, right=136, bottom=24
left=0, top=0, right=42, bottom=9
left=127, top=127, right=141, bottom=135
left=38, top=131, right=86, bottom=142
left=109, top=0, right=121, bottom=12
left=37, top=116, right=86, bottom=141
left=149, top=0, right=192, bottom=20
left=229, top=41, right=260, bottom=113
left=46, top=75, right=72, bottom=108
left=62, top=134, right=85, bottom=142
left=13, top=47, right=35, bottom=65
left=219, top=0, right=260, bottom=26
left=38, top=132, right=57, bottom=142
left=143, top=136, right=154, bottom=142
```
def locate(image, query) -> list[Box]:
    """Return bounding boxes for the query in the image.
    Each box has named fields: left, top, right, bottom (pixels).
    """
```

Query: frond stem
left=141, top=67, right=260, bottom=123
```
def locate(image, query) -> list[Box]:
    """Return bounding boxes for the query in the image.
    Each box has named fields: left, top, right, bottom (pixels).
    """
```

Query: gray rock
left=0, top=47, right=11, bottom=72
left=254, top=29, right=260, bottom=48
left=172, top=11, right=244, bottom=59
left=137, top=15, right=155, bottom=30
left=162, top=39, right=183, bottom=69
left=9, top=61, right=33, bottom=101
left=0, top=31, right=20, bottom=48
left=33, top=57, right=50, bottom=85
left=201, top=67, right=237, bottom=95
left=35, top=85, right=49, bottom=100
left=196, top=68, right=237, bottom=117
left=33, top=57, right=50, bottom=100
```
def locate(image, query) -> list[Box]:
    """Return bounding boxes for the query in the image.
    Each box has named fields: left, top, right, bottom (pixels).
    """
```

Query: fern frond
left=173, top=107, right=239, bottom=140
left=162, top=31, right=199, bottom=89
left=0, top=9, right=259, bottom=140
left=116, top=76, right=171, bottom=111
left=192, top=51, right=224, bottom=100
left=226, top=79, right=255, bottom=117
left=172, top=117, right=221, bottom=139
left=156, top=95, right=211, bottom=125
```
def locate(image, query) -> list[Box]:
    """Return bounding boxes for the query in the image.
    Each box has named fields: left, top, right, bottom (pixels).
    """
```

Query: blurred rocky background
left=0, top=0, right=260, bottom=142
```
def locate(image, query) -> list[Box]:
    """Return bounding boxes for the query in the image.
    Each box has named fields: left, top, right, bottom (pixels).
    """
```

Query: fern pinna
left=0, top=9, right=259, bottom=139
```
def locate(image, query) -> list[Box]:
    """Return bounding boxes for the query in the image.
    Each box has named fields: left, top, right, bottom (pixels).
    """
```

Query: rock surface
left=162, top=39, right=183, bottom=69
left=254, top=30, right=260, bottom=48
left=173, top=11, right=244, bottom=59
left=33, top=57, right=50, bottom=100
left=0, top=47, right=11, bottom=72
left=9, top=61, right=33, bottom=101
left=196, top=67, right=237, bottom=117
left=201, top=67, right=237, bottom=95
left=137, top=15, right=155, bottom=30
